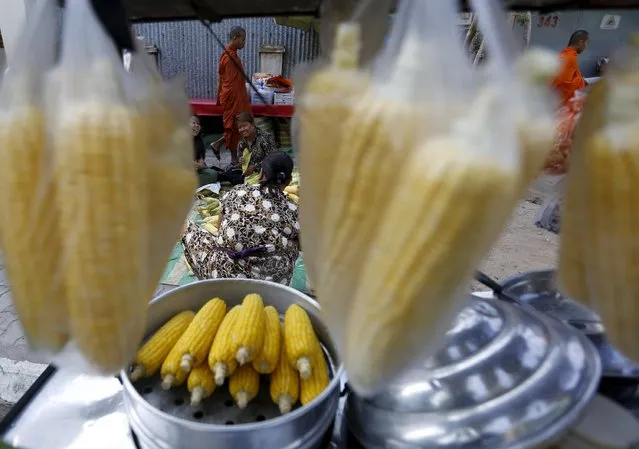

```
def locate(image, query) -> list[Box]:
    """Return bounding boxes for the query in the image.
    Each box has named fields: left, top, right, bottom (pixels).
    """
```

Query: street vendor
left=182, top=152, right=300, bottom=284
left=236, top=111, right=279, bottom=185
left=192, top=115, right=218, bottom=187
left=552, top=30, right=589, bottom=107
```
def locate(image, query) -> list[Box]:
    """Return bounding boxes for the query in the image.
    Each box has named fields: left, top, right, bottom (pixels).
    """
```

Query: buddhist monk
left=212, top=26, right=250, bottom=165
left=552, top=30, right=589, bottom=107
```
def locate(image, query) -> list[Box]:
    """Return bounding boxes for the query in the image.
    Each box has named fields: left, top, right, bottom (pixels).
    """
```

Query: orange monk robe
left=551, top=47, right=586, bottom=107
left=218, top=45, right=250, bottom=154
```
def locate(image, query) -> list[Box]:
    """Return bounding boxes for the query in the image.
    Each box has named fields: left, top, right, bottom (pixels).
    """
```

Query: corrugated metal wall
left=133, top=18, right=320, bottom=98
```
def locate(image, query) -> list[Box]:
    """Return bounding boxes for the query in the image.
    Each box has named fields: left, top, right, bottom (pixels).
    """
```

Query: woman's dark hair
left=236, top=111, right=254, bottom=124
left=260, top=152, right=294, bottom=188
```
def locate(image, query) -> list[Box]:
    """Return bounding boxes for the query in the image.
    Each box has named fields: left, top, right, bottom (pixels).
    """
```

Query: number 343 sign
left=537, top=13, right=560, bottom=28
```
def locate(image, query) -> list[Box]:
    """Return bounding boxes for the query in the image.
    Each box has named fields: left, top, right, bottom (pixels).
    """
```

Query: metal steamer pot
left=120, top=279, right=343, bottom=449
left=497, top=270, right=639, bottom=397
left=347, top=297, right=601, bottom=449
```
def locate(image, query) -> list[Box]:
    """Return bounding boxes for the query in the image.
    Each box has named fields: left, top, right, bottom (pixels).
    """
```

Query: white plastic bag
left=0, top=0, right=66, bottom=356
left=299, top=0, right=526, bottom=396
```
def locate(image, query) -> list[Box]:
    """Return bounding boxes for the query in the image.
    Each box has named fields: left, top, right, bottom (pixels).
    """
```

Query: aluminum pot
left=120, top=279, right=343, bottom=449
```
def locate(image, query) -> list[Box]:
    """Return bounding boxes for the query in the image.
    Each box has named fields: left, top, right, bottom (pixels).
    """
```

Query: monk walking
left=212, top=26, right=250, bottom=165
left=552, top=30, right=589, bottom=107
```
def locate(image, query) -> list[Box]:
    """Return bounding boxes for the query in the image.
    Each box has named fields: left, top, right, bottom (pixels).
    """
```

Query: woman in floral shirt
left=183, top=152, right=300, bottom=284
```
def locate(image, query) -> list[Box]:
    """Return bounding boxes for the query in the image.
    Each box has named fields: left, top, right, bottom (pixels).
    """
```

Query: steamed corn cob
left=130, top=310, right=195, bottom=381
left=300, top=344, right=329, bottom=406
left=187, top=364, right=216, bottom=406
left=161, top=343, right=189, bottom=390
left=269, top=327, right=299, bottom=414
left=174, top=298, right=227, bottom=373
left=229, top=364, right=260, bottom=409
left=343, top=138, right=517, bottom=394
left=286, top=193, right=300, bottom=205
left=0, top=106, right=68, bottom=353
left=284, top=305, right=320, bottom=380
left=558, top=57, right=639, bottom=359
left=298, top=23, right=370, bottom=285
left=209, top=305, right=241, bottom=385
left=55, top=97, right=150, bottom=373
left=252, top=306, right=281, bottom=374
left=232, top=294, right=266, bottom=365
left=284, top=185, right=298, bottom=195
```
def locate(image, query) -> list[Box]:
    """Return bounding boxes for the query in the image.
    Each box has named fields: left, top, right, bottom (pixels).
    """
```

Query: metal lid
left=501, top=270, right=639, bottom=378
left=347, top=297, right=601, bottom=449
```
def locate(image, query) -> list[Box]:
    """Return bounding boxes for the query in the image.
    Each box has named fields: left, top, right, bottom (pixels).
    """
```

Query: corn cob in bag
left=40, top=0, right=194, bottom=373
left=295, top=0, right=392, bottom=286
left=558, top=37, right=639, bottom=361
left=299, top=0, right=525, bottom=396
left=0, top=0, right=67, bottom=355
left=126, top=44, right=196, bottom=296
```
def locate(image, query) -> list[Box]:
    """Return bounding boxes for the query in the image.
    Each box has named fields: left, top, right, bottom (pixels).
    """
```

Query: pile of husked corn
left=130, top=294, right=329, bottom=414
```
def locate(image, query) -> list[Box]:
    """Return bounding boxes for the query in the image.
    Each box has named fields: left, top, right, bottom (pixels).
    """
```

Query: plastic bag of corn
left=0, top=0, right=67, bottom=355
left=298, top=0, right=534, bottom=396
left=126, top=40, right=196, bottom=297
left=294, top=0, right=393, bottom=287
left=558, top=37, right=639, bottom=362
left=43, top=0, right=191, bottom=373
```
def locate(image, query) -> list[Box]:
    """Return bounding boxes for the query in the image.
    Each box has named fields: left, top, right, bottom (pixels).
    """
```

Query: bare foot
left=211, top=138, right=223, bottom=160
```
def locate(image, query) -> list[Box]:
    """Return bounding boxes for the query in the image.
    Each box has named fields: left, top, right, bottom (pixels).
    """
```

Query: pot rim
left=120, top=278, right=345, bottom=433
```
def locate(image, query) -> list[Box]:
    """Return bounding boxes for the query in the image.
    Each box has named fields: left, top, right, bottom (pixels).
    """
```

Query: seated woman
left=192, top=115, right=219, bottom=187
left=236, top=112, right=279, bottom=184
left=183, top=152, right=299, bottom=284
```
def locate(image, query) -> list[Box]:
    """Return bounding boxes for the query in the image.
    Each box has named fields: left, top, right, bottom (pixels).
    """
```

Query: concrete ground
left=0, top=160, right=564, bottom=420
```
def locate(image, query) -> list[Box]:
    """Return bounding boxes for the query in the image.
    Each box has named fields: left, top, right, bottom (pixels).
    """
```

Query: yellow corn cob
left=0, top=106, right=68, bottom=353
left=229, top=364, right=260, bottom=409
left=298, top=23, right=369, bottom=285
left=129, top=310, right=195, bottom=381
left=286, top=193, right=300, bottom=205
left=300, top=344, right=329, bottom=406
left=559, top=64, right=639, bottom=360
left=284, top=305, right=320, bottom=380
left=211, top=215, right=220, bottom=228
left=161, top=343, right=189, bottom=390
left=284, top=185, right=298, bottom=195
left=174, top=298, right=227, bottom=373
left=558, top=78, right=609, bottom=303
left=55, top=97, right=150, bottom=373
left=269, top=327, right=299, bottom=414
left=208, top=305, right=241, bottom=385
left=231, top=294, right=266, bottom=365
left=204, top=223, right=218, bottom=234
left=187, top=363, right=216, bottom=406
left=146, top=125, right=197, bottom=296
left=343, top=139, right=517, bottom=394
left=252, top=306, right=281, bottom=374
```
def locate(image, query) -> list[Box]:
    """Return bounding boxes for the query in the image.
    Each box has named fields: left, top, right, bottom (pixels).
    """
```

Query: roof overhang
left=106, top=0, right=639, bottom=22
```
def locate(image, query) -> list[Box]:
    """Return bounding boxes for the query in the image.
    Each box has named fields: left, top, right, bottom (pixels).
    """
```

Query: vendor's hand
left=244, top=165, right=256, bottom=176
left=194, top=160, right=206, bottom=170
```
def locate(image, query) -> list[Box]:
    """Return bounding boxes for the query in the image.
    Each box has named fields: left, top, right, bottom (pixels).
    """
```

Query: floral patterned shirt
left=183, top=183, right=300, bottom=284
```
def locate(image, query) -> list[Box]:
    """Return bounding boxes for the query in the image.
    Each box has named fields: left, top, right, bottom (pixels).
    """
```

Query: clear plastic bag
left=0, top=0, right=66, bottom=356
left=299, top=0, right=526, bottom=396
left=126, top=40, right=196, bottom=298
left=558, top=37, right=639, bottom=361
left=0, top=0, right=195, bottom=374
left=295, top=0, right=391, bottom=286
